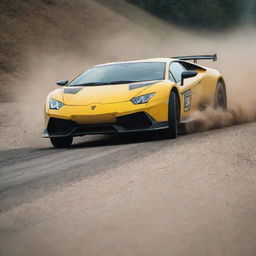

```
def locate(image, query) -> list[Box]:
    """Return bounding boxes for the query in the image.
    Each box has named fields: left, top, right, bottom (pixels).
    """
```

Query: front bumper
left=43, top=97, right=169, bottom=138
left=42, top=112, right=168, bottom=138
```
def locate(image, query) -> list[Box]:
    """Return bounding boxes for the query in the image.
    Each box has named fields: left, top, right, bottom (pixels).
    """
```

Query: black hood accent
left=63, top=87, right=83, bottom=94
left=129, top=81, right=158, bottom=90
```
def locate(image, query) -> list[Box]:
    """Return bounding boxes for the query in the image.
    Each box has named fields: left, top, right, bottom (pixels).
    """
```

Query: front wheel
left=161, top=91, right=178, bottom=139
left=50, top=136, right=73, bottom=148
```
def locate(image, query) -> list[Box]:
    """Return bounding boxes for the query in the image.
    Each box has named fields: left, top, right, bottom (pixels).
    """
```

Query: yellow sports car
left=43, top=54, right=227, bottom=148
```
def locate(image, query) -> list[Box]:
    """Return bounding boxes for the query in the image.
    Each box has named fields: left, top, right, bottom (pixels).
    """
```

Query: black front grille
left=47, top=118, right=117, bottom=136
left=74, top=125, right=116, bottom=134
left=47, top=113, right=154, bottom=136
left=47, top=118, right=77, bottom=134
left=117, top=112, right=152, bottom=130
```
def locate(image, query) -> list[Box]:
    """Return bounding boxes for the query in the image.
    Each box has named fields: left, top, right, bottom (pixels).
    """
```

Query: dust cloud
left=1, top=0, right=256, bottom=148
left=184, top=26, right=256, bottom=133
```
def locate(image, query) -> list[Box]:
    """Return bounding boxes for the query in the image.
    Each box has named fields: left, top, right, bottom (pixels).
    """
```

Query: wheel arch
left=217, top=77, right=227, bottom=93
left=215, top=76, right=228, bottom=110
left=170, top=86, right=181, bottom=121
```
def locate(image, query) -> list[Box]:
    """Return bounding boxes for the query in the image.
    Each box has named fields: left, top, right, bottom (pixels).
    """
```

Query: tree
left=126, top=0, right=250, bottom=29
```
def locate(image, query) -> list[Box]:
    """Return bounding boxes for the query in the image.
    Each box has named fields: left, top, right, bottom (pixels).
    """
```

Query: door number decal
left=183, top=90, right=192, bottom=112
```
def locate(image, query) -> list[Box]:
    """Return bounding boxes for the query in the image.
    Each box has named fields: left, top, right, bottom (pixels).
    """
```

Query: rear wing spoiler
left=172, top=54, right=217, bottom=63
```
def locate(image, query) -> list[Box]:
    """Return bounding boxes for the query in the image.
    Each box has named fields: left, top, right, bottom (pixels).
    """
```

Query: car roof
left=95, top=58, right=175, bottom=67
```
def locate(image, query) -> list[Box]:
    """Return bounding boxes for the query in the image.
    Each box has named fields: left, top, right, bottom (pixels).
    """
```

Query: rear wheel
left=50, top=136, right=73, bottom=148
left=161, top=91, right=179, bottom=139
left=214, top=81, right=227, bottom=110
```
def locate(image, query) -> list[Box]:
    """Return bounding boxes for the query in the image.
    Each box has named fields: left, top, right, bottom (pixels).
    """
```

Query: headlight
left=49, top=99, right=64, bottom=110
left=131, top=93, right=155, bottom=105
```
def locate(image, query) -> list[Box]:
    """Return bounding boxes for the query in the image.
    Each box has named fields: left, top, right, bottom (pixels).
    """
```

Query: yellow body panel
left=44, top=58, right=223, bottom=128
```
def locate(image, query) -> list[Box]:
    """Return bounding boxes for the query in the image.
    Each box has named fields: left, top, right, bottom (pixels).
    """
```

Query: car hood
left=61, top=81, right=159, bottom=105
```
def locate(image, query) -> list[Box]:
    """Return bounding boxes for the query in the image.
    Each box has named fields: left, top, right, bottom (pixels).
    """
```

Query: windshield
left=69, top=62, right=166, bottom=86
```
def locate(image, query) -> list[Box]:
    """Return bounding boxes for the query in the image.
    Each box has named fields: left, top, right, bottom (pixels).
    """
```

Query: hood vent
left=129, top=81, right=158, bottom=90
left=64, top=87, right=83, bottom=94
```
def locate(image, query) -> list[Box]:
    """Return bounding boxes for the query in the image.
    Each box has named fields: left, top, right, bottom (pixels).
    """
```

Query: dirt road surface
left=1, top=122, right=256, bottom=256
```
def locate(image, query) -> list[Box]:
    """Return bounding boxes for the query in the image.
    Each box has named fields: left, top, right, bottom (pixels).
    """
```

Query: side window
left=170, top=62, right=186, bottom=83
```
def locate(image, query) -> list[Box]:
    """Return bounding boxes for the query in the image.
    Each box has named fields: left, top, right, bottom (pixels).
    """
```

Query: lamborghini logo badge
left=91, top=106, right=96, bottom=110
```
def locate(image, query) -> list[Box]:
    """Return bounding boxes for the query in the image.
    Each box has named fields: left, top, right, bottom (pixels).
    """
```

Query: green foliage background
left=126, top=0, right=256, bottom=29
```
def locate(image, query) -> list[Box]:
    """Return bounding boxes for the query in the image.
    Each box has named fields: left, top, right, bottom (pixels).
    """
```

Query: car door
left=169, top=61, right=202, bottom=119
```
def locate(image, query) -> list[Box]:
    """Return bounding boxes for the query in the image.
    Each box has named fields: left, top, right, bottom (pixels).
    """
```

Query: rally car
left=43, top=54, right=227, bottom=148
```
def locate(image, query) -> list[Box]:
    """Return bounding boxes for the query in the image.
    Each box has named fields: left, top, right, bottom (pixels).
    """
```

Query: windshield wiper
left=104, top=80, right=141, bottom=84
left=70, top=82, right=106, bottom=86
left=70, top=80, right=153, bottom=86
left=70, top=80, right=143, bottom=86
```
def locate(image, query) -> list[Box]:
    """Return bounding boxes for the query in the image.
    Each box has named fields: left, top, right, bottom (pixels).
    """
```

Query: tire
left=161, top=91, right=178, bottom=139
left=214, top=81, right=227, bottom=111
left=50, top=136, right=73, bottom=148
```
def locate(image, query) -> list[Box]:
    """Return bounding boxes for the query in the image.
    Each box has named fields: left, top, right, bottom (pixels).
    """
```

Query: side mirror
left=181, top=71, right=198, bottom=86
left=56, top=80, right=68, bottom=86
